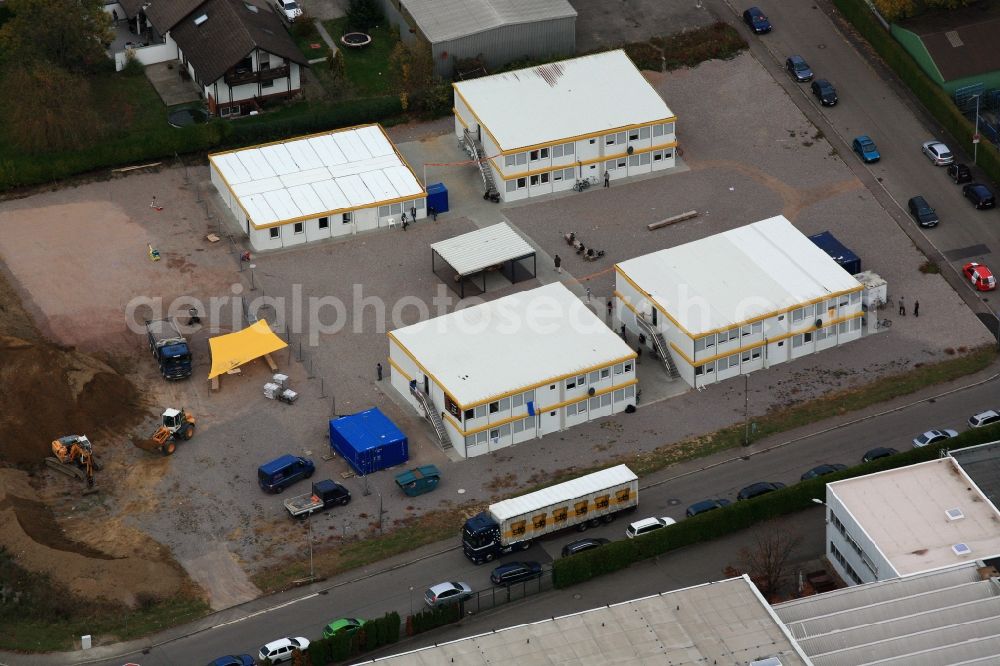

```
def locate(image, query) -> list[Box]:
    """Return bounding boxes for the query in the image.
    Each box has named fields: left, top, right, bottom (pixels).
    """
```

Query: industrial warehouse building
left=378, top=0, right=576, bottom=77
left=615, top=216, right=867, bottom=389
left=453, top=50, right=677, bottom=202
left=388, top=282, right=637, bottom=458
left=209, top=124, right=426, bottom=251
left=822, top=455, right=1000, bottom=586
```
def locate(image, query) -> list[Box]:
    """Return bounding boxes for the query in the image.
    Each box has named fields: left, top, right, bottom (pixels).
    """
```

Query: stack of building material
left=263, top=382, right=281, bottom=400
left=273, top=373, right=288, bottom=388
left=279, top=389, right=299, bottom=404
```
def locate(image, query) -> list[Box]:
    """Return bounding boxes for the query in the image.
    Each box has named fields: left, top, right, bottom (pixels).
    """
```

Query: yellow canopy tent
left=208, top=320, right=288, bottom=379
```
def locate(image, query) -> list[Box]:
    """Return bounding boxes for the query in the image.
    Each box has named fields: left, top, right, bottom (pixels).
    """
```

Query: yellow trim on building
left=387, top=357, right=411, bottom=382
left=492, top=141, right=679, bottom=180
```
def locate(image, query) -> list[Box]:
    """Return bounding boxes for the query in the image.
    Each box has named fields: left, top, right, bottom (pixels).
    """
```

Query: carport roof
left=360, top=576, right=809, bottom=665
left=615, top=215, right=863, bottom=337
left=453, top=50, right=673, bottom=152
left=208, top=124, right=425, bottom=229
left=430, top=223, right=534, bottom=276
left=388, top=282, right=634, bottom=407
left=402, top=0, right=576, bottom=43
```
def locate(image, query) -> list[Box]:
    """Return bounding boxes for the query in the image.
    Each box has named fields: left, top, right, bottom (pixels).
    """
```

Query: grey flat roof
left=951, top=439, right=1000, bottom=510
left=775, top=562, right=1000, bottom=666
left=358, top=576, right=809, bottom=665
left=402, top=0, right=576, bottom=43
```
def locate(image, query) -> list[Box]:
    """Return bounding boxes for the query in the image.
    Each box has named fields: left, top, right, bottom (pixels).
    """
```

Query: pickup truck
left=284, top=480, right=351, bottom=519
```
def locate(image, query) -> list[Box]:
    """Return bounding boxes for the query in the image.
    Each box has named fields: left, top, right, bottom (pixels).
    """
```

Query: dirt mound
left=0, top=336, right=146, bottom=464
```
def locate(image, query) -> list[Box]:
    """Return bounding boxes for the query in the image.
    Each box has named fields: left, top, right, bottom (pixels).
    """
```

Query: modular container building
left=329, top=407, right=409, bottom=475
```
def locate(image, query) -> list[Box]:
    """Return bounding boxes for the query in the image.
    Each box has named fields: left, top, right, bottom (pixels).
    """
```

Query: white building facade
left=453, top=50, right=677, bottom=202
left=209, top=124, right=426, bottom=251
left=615, top=216, right=866, bottom=389
left=825, top=458, right=1000, bottom=586
left=388, top=283, right=638, bottom=458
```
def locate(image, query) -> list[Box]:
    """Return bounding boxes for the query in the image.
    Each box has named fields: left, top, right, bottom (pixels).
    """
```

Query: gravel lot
left=0, top=50, right=993, bottom=610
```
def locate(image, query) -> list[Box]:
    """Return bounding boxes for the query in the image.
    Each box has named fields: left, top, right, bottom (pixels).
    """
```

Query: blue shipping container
left=808, top=231, right=861, bottom=276
left=426, top=182, right=449, bottom=214
left=329, top=407, right=409, bottom=475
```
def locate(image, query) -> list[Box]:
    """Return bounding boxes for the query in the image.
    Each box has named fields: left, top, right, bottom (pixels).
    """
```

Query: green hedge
left=833, top=0, right=1000, bottom=185
left=306, top=611, right=401, bottom=665
left=405, top=603, right=461, bottom=636
left=553, top=423, right=1000, bottom=589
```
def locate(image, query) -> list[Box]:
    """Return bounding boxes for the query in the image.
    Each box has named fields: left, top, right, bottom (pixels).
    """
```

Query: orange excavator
left=133, top=408, right=196, bottom=456
left=46, top=435, right=101, bottom=488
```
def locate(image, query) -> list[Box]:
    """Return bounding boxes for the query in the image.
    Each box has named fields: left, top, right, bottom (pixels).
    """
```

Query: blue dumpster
left=808, top=231, right=861, bottom=276
left=426, top=182, right=449, bottom=215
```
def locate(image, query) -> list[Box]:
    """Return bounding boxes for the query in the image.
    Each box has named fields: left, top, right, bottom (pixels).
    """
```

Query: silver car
left=424, top=581, right=473, bottom=607
left=912, top=429, right=958, bottom=448
left=921, top=140, right=954, bottom=166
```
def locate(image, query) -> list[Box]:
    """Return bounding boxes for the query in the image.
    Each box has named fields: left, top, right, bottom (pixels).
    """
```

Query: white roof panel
left=389, top=282, right=634, bottom=406
left=616, top=215, right=862, bottom=336
left=401, top=0, right=576, bottom=43
left=454, top=50, right=672, bottom=151
left=430, top=222, right=534, bottom=276
left=490, top=465, right=636, bottom=521
left=208, top=124, right=425, bottom=229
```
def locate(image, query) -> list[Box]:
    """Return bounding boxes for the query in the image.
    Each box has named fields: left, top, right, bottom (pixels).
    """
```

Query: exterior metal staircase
left=410, top=382, right=452, bottom=449
left=463, top=128, right=500, bottom=202
left=636, top=312, right=680, bottom=380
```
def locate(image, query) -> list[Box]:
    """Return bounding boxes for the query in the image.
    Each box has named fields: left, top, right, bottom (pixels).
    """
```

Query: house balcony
left=224, top=64, right=290, bottom=86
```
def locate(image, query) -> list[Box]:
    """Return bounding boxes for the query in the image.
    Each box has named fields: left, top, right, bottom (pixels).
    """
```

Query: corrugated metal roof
left=489, top=465, right=635, bottom=521
left=389, top=282, right=634, bottom=406
left=616, top=216, right=863, bottom=336
left=430, top=223, right=534, bottom=276
left=359, top=576, right=810, bottom=665
left=403, top=0, right=576, bottom=43
left=209, top=125, right=424, bottom=228
left=453, top=50, right=671, bottom=151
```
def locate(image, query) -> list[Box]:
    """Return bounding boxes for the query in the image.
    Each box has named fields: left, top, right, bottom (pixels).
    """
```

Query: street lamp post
left=974, top=93, right=981, bottom=165
left=743, top=373, right=750, bottom=446
left=307, top=514, right=315, bottom=580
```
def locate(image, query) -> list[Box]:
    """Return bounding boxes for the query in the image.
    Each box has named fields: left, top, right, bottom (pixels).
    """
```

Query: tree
left=0, top=0, right=111, bottom=72
left=389, top=39, right=441, bottom=116
left=723, top=528, right=802, bottom=601
left=346, top=0, right=384, bottom=31
left=3, top=63, right=103, bottom=153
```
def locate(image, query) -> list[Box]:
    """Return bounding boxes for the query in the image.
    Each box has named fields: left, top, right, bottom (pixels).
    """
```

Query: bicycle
left=876, top=318, right=892, bottom=329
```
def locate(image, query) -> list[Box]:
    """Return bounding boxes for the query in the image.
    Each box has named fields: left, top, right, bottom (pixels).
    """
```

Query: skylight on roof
left=244, top=3, right=258, bottom=12
left=946, top=507, right=965, bottom=521
left=953, top=543, right=972, bottom=556
left=193, top=14, right=208, bottom=26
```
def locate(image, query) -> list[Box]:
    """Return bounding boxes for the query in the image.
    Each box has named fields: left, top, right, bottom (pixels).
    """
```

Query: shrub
left=290, top=11, right=315, bottom=39
left=623, top=42, right=663, bottom=72
left=346, top=0, right=384, bottom=31
left=408, top=604, right=461, bottom=635
left=121, top=55, right=145, bottom=77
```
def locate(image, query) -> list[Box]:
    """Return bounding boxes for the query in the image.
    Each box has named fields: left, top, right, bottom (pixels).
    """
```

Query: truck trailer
left=145, top=319, right=192, bottom=379
left=462, top=465, right=638, bottom=563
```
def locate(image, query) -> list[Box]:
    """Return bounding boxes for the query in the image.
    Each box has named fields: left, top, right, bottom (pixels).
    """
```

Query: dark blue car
left=490, top=561, right=542, bottom=586
left=743, top=7, right=772, bottom=33
left=207, top=656, right=255, bottom=666
left=257, top=454, right=315, bottom=493
left=686, top=499, right=731, bottom=517
left=852, top=135, right=880, bottom=163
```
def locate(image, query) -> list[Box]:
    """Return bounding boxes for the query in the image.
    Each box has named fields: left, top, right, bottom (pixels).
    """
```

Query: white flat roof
left=616, top=215, right=863, bottom=336
left=453, top=50, right=673, bottom=151
left=402, top=0, right=576, bottom=43
left=389, top=282, right=634, bottom=407
left=430, top=222, right=534, bottom=276
left=491, top=465, right=636, bottom=521
left=359, top=576, right=809, bottom=665
left=830, top=458, right=1000, bottom=577
left=209, top=124, right=424, bottom=229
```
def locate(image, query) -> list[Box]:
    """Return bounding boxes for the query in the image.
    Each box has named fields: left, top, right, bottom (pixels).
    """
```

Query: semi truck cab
left=462, top=512, right=505, bottom=563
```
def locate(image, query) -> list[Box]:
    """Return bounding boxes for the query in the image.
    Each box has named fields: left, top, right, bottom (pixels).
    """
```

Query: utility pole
left=743, top=373, right=751, bottom=446
left=974, top=93, right=981, bottom=165
left=307, top=514, right=315, bottom=580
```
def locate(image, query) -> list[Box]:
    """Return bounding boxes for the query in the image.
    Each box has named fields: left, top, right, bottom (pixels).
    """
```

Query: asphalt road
left=40, top=368, right=994, bottom=666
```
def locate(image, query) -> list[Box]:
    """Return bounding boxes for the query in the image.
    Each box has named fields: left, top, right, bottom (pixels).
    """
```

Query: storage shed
left=209, top=124, right=426, bottom=251
left=329, top=407, right=409, bottom=475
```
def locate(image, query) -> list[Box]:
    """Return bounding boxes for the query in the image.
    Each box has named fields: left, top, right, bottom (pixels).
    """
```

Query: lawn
left=290, top=20, right=332, bottom=62
left=323, top=17, right=397, bottom=96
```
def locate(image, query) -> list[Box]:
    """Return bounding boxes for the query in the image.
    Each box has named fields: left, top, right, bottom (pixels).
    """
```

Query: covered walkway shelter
left=207, top=319, right=288, bottom=381
left=430, top=222, right=536, bottom=296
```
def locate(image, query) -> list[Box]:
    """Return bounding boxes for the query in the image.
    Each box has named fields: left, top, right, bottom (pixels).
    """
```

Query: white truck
left=461, top=465, right=638, bottom=563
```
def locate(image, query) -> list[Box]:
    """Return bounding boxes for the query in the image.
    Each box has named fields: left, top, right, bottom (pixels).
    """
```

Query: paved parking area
left=570, top=0, right=717, bottom=53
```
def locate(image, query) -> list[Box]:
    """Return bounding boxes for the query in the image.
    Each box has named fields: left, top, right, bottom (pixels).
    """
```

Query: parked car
left=810, top=79, right=838, bottom=106
left=852, top=135, right=880, bottom=163
left=742, top=6, right=772, bottom=33
left=322, top=617, right=367, bottom=639
left=737, top=481, right=786, bottom=501
left=921, top=140, right=954, bottom=166
left=963, top=262, right=997, bottom=291
left=258, top=637, right=310, bottom=664
left=685, top=498, right=731, bottom=517
left=561, top=537, right=610, bottom=558
left=912, top=429, right=958, bottom=448
left=947, top=163, right=972, bottom=184
left=862, top=447, right=897, bottom=463
left=801, top=464, right=848, bottom=481
left=785, top=55, right=814, bottom=82
left=424, top=581, right=473, bottom=607
left=207, top=656, right=255, bottom=666
left=258, top=454, right=314, bottom=493
left=274, top=0, right=302, bottom=21
left=907, top=195, right=939, bottom=228
left=490, top=561, right=542, bottom=586
left=963, top=183, right=996, bottom=209
left=625, top=516, right=677, bottom=538
left=969, top=409, right=1000, bottom=428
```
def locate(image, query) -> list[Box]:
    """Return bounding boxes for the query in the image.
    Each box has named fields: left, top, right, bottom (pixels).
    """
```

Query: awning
left=208, top=320, right=287, bottom=379
left=430, top=222, right=534, bottom=276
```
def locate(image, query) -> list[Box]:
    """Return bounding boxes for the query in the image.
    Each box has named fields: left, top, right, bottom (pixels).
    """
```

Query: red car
left=963, top=262, right=997, bottom=291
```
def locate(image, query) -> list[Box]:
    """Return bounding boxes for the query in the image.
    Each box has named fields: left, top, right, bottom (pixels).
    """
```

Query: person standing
left=914, top=300, right=920, bottom=317
left=410, top=205, right=417, bottom=221
left=606, top=300, right=613, bottom=322
left=585, top=287, right=592, bottom=303
left=554, top=254, right=562, bottom=273
left=603, top=170, right=610, bottom=188
left=376, top=362, right=383, bottom=381
left=620, top=324, right=627, bottom=342
left=899, top=296, right=906, bottom=316
left=636, top=346, right=642, bottom=364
